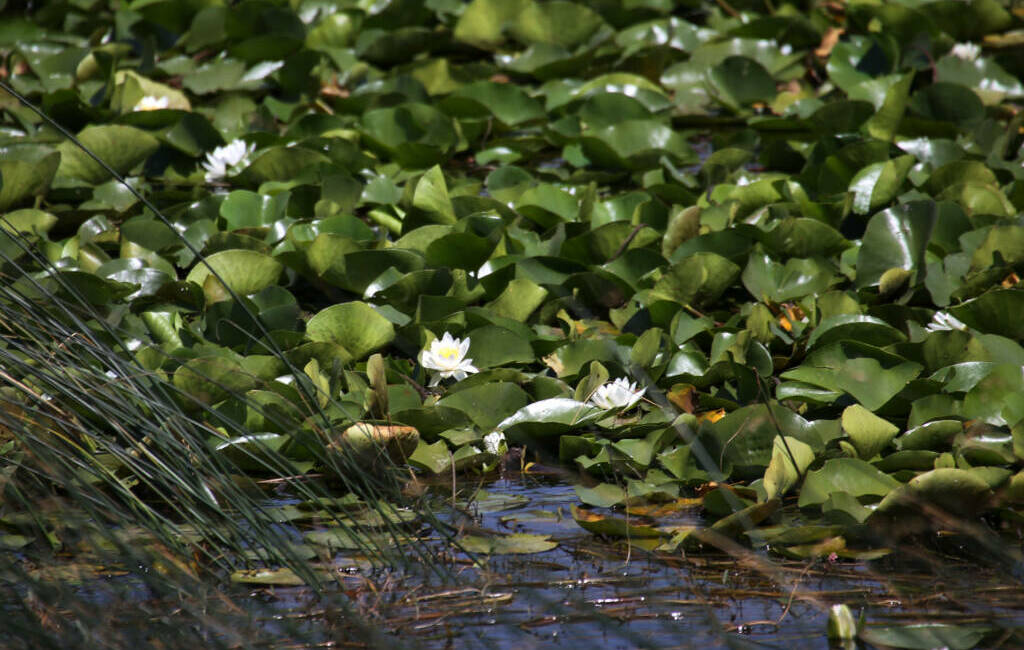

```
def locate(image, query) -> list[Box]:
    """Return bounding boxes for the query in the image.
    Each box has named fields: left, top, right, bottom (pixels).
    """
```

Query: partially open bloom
left=950, top=42, right=980, bottom=61
left=588, top=377, right=646, bottom=410
left=202, top=139, right=256, bottom=182
left=926, top=311, right=968, bottom=333
left=133, top=95, right=169, bottom=112
left=419, top=332, right=478, bottom=385
left=483, top=430, right=507, bottom=456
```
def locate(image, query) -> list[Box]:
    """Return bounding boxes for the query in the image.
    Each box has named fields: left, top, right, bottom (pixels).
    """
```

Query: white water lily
left=133, top=95, right=169, bottom=112
left=419, top=332, right=478, bottom=385
left=483, top=430, right=507, bottom=456
left=588, top=377, right=646, bottom=410
left=926, top=311, right=968, bottom=333
left=202, top=139, right=256, bottom=182
left=950, top=42, right=980, bottom=61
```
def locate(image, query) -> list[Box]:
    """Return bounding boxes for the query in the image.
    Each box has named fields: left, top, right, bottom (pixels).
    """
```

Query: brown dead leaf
left=668, top=384, right=697, bottom=414
left=542, top=353, right=564, bottom=375
left=696, top=408, right=725, bottom=424
left=815, top=27, right=844, bottom=58
left=626, top=497, right=703, bottom=517
left=320, top=81, right=349, bottom=98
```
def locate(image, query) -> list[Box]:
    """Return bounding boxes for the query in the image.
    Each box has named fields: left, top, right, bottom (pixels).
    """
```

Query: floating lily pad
left=185, top=249, right=283, bottom=303
left=841, top=404, right=899, bottom=461
left=572, top=506, right=665, bottom=541
left=459, top=533, right=557, bottom=555
left=859, top=624, right=989, bottom=650
left=799, top=458, right=901, bottom=508
left=57, top=125, right=159, bottom=184
left=497, top=398, right=604, bottom=443
left=306, top=302, right=396, bottom=360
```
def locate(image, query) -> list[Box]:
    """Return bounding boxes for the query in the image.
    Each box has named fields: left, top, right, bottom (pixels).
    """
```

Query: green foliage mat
left=2, top=0, right=1024, bottom=646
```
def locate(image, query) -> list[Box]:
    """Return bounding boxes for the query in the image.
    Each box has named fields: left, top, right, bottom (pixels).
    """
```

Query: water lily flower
left=419, top=332, right=478, bottom=385
left=950, top=42, right=980, bottom=61
left=202, top=139, right=256, bottom=182
left=483, top=430, right=507, bottom=456
left=133, top=95, right=169, bottom=112
left=588, top=377, right=646, bottom=410
left=925, top=311, right=968, bottom=333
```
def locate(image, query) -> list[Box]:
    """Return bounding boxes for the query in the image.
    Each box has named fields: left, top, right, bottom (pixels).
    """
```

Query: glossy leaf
left=305, top=302, right=395, bottom=360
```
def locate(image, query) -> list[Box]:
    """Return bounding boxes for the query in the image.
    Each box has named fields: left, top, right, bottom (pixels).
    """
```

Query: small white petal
left=950, top=42, right=980, bottom=61
left=420, top=332, right=478, bottom=384
left=588, top=377, right=645, bottom=410
left=925, top=311, right=968, bottom=332
left=483, top=431, right=506, bottom=455
left=202, top=139, right=255, bottom=182
left=133, top=95, right=169, bottom=112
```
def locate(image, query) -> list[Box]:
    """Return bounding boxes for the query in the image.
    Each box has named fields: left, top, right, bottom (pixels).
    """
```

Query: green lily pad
left=442, top=81, right=544, bottom=126
left=460, top=533, right=558, bottom=555
left=453, top=0, right=530, bottom=50
left=574, top=482, right=626, bottom=508
left=509, top=1, right=604, bottom=49
left=497, top=398, right=604, bottom=442
left=438, top=382, right=530, bottom=430
left=781, top=341, right=922, bottom=411
left=807, top=314, right=906, bottom=351
left=581, top=120, right=698, bottom=170
left=798, top=458, right=901, bottom=508
left=230, top=567, right=309, bottom=586
left=897, top=420, right=963, bottom=451
left=841, top=404, right=899, bottom=461
left=361, top=104, right=456, bottom=168
left=859, top=624, right=989, bottom=650
left=464, top=325, right=534, bottom=368
left=572, top=505, right=665, bottom=541
left=0, top=208, right=58, bottom=259
left=855, top=200, right=940, bottom=288
left=950, top=289, right=1024, bottom=341
left=650, top=252, right=741, bottom=308
left=174, top=356, right=261, bottom=407
left=185, top=249, right=283, bottom=303
left=710, top=500, right=780, bottom=539
left=763, top=436, right=815, bottom=500
left=874, top=468, right=993, bottom=518
left=848, top=156, right=915, bottom=215
left=305, top=302, right=395, bottom=360
left=707, top=56, right=777, bottom=110
left=57, top=125, right=159, bottom=184
left=0, top=150, right=60, bottom=211
left=962, top=363, right=1024, bottom=426
left=742, top=251, right=835, bottom=303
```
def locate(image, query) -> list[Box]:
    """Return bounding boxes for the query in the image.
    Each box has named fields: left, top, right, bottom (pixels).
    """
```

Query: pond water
left=222, top=470, right=1024, bottom=648
left=5, top=468, right=1020, bottom=648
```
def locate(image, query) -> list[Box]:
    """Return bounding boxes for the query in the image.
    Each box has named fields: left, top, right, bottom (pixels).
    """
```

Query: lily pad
left=497, top=398, right=604, bottom=442
left=459, top=533, right=557, bottom=555
left=841, top=404, right=899, bottom=461
left=57, top=125, right=159, bottom=184
left=306, top=302, right=396, bottom=360
left=798, top=458, right=901, bottom=508
left=185, top=249, right=283, bottom=303
left=859, top=624, right=989, bottom=650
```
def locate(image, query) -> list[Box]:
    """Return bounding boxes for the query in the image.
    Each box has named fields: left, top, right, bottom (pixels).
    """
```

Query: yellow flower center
left=438, top=345, right=458, bottom=360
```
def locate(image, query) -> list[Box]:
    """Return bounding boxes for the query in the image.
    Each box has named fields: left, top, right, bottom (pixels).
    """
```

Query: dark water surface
left=233, top=471, right=1024, bottom=648
left=7, top=471, right=1021, bottom=649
